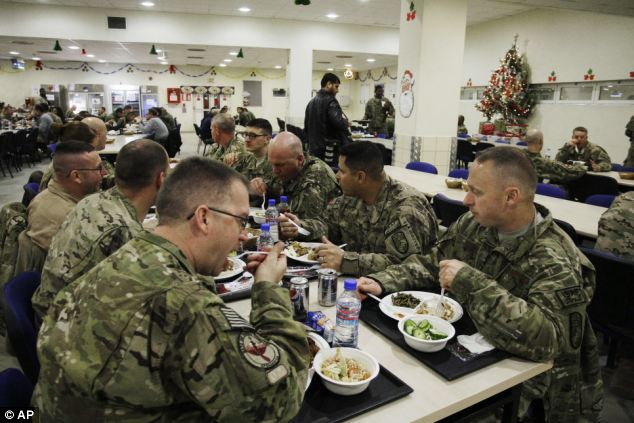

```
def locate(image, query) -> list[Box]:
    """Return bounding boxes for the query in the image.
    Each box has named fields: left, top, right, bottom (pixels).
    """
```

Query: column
left=286, top=45, right=313, bottom=126
left=393, top=0, right=467, bottom=175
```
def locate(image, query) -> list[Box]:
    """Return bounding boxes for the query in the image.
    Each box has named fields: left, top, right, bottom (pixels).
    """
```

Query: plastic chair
left=432, top=193, right=469, bottom=227
left=456, top=139, right=475, bottom=169
left=473, top=142, right=495, bottom=155
left=494, top=139, right=511, bottom=144
left=536, top=182, right=567, bottom=199
left=448, top=169, right=469, bottom=179
left=567, top=173, right=619, bottom=202
left=621, top=166, right=634, bottom=172
left=580, top=247, right=634, bottom=368
left=611, top=163, right=623, bottom=171
left=515, top=141, right=527, bottom=146
left=0, top=368, right=33, bottom=407
left=47, top=142, right=57, bottom=156
left=406, top=161, right=438, bottom=175
left=21, top=182, right=40, bottom=207
left=277, top=117, right=286, bottom=132
left=585, top=194, right=616, bottom=208
left=2, top=272, right=41, bottom=384
left=553, top=218, right=580, bottom=245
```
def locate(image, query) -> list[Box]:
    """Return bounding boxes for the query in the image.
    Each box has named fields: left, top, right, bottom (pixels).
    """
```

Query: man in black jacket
left=304, top=73, right=350, bottom=166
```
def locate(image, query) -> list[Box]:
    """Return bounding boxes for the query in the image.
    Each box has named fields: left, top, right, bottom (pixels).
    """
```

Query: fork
left=261, top=193, right=266, bottom=210
left=435, top=288, right=446, bottom=317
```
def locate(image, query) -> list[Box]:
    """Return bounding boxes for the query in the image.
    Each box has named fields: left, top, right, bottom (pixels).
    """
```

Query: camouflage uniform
left=524, top=151, right=586, bottom=184
left=363, top=97, right=395, bottom=135
left=265, top=155, right=340, bottom=220
left=206, top=137, right=253, bottom=175
left=367, top=204, right=603, bottom=422
left=32, top=187, right=144, bottom=322
left=36, top=231, right=309, bottom=422
left=301, top=176, right=438, bottom=276
left=625, top=116, right=634, bottom=167
left=40, top=160, right=115, bottom=191
left=595, top=191, right=634, bottom=260
left=0, top=202, right=27, bottom=292
left=555, top=141, right=612, bottom=172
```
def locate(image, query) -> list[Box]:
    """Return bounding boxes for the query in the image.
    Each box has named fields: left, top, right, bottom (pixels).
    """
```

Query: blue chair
left=0, top=368, right=33, bottom=407
left=516, top=141, right=527, bottom=146
left=406, top=161, right=438, bottom=175
left=21, top=182, right=40, bottom=207
left=611, top=163, right=623, bottom=171
left=456, top=139, right=475, bottom=169
left=2, top=272, right=41, bottom=384
left=622, top=166, right=634, bottom=172
left=448, top=169, right=469, bottom=179
left=432, top=193, right=469, bottom=227
left=585, top=194, right=616, bottom=208
left=536, top=183, right=566, bottom=199
left=494, top=139, right=511, bottom=144
left=46, top=143, right=57, bottom=156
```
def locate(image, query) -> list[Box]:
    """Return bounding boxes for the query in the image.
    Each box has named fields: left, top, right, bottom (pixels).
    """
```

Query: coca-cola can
left=289, top=277, right=309, bottom=321
left=317, top=269, right=338, bottom=307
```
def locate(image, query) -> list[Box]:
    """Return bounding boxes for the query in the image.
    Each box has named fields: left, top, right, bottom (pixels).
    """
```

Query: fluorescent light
left=344, top=64, right=352, bottom=67
left=224, top=59, right=232, bottom=62
left=86, top=54, right=95, bottom=58
left=239, top=7, right=251, bottom=12
left=219, top=63, right=227, bottom=67
left=68, top=45, right=80, bottom=50
left=366, top=58, right=375, bottom=62
left=32, top=57, right=41, bottom=60
left=141, top=1, right=155, bottom=7
left=229, top=51, right=238, bottom=56
left=274, top=65, right=282, bottom=69
left=98, top=59, right=106, bottom=63
left=326, top=13, right=339, bottom=19
left=156, top=49, right=162, bottom=53
left=327, top=68, right=334, bottom=71
left=160, top=61, right=168, bottom=65
left=9, top=51, right=20, bottom=55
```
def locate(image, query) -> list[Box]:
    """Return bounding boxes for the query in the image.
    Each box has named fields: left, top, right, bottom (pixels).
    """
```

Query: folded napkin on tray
left=457, top=332, right=495, bottom=354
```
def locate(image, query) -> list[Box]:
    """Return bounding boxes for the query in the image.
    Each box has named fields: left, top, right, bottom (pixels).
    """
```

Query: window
left=460, top=88, right=475, bottom=100
left=559, top=84, right=593, bottom=101
left=242, top=80, right=262, bottom=107
left=598, top=83, right=634, bottom=101
left=529, top=85, right=555, bottom=102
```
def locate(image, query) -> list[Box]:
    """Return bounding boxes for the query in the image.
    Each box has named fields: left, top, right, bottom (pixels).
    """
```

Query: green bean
left=392, top=293, right=421, bottom=308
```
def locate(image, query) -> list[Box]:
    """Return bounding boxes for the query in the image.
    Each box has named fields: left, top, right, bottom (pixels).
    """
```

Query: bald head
left=269, top=132, right=304, bottom=157
left=268, top=132, right=305, bottom=182
left=82, top=117, right=108, bottom=151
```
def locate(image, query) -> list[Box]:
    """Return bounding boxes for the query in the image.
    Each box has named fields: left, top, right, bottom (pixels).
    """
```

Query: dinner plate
left=216, top=257, right=246, bottom=281
left=216, top=271, right=253, bottom=295
left=285, top=242, right=322, bottom=265
left=378, top=291, right=463, bottom=323
left=306, top=332, right=330, bottom=391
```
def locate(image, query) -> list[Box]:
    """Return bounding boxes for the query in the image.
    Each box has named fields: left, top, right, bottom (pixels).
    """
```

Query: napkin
left=457, top=332, right=495, bottom=354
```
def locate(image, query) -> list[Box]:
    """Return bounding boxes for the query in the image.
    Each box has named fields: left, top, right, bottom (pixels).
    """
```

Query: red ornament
left=81, top=48, right=87, bottom=56
left=629, top=71, right=634, bottom=78
left=168, top=65, right=176, bottom=74
left=35, top=60, right=43, bottom=71
left=406, top=1, right=416, bottom=21
left=584, top=75, right=589, bottom=80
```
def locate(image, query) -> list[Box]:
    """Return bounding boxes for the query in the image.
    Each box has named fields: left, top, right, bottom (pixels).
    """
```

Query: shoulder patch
left=555, top=287, right=587, bottom=308
left=390, top=230, right=410, bottom=255
left=569, top=312, right=583, bottom=350
left=266, top=365, right=289, bottom=385
left=220, top=307, right=254, bottom=330
left=239, top=332, right=281, bottom=369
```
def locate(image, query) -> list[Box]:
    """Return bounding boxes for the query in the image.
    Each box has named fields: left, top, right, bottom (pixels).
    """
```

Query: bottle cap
left=343, top=279, right=357, bottom=291
left=260, top=223, right=270, bottom=231
left=268, top=199, right=276, bottom=206
left=280, top=195, right=288, bottom=203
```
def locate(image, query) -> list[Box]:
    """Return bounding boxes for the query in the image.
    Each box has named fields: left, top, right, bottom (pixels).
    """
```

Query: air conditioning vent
left=187, top=56, right=204, bottom=59
left=12, top=41, right=34, bottom=45
left=187, top=48, right=206, bottom=52
left=335, top=55, right=353, bottom=58
left=316, top=61, right=331, bottom=64
left=36, top=51, right=57, bottom=54
left=107, top=16, right=126, bottom=29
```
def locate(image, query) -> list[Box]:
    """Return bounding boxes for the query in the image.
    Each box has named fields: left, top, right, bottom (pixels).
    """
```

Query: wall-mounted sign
left=167, top=88, right=181, bottom=104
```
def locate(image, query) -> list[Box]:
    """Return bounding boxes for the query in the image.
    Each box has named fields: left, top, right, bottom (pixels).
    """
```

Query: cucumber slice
left=417, top=320, right=431, bottom=331
left=404, top=320, right=416, bottom=335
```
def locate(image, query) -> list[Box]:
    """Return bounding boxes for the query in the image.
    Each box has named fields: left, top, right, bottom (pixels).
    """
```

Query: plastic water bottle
left=333, top=279, right=361, bottom=348
left=277, top=195, right=290, bottom=214
left=265, top=199, right=279, bottom=242
left=545, top=148, right=552, bottom=160
left=257, top=223, right=274, bottom=251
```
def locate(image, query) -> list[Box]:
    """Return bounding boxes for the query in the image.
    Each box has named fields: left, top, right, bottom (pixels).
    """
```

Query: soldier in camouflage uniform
left=206, top=113, right=253, bottom=175
left=555, top=126, right=612, bottom=172
left=524, top=129, right=586, bottom=184
left=251, top=132, right=340, bottom=220
left=232, top=118, right=273, bottom=181
left=35, top=157, right=309, bottom=422
left=281, top=141, right=438, bottom=276
left=625, top=115, right=634, bottom=167
left=595, top=191, right=634, bottom=260
left=357, top=148, right=603, bottom=422
left=363, top=85, right=395, bottom=135
left=32, top=140, right=169, bottom=322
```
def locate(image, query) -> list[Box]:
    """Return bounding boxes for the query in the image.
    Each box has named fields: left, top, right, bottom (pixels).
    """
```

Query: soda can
left=289, top=277, right=309, bottom=322
left=317, top=268, right=338, bottom=307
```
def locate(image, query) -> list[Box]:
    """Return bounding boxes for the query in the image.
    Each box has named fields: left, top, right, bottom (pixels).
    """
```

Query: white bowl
left=250, top=208, right=266, bottom=224
left=313, top=347, right=379, bottom=396
left=398, top=315, right=455, bottom=353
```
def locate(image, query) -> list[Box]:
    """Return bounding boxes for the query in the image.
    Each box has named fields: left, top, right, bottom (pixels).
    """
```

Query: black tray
left=291, top=365, right=412, bottom=423
left=359, top=299, right=510, bottom=381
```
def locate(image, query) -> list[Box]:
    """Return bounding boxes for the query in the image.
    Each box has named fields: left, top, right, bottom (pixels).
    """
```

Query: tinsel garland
left=356, top=67, right=398, bottom=82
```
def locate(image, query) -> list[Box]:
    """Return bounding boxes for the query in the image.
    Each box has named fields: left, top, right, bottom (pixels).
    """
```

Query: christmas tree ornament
left=81, top=48, right=87, bottom=56
left=584, top=68, right=594, bottom=80
left=35, top=60, right=43, bottom=70
left=53, top=40, right=62, bottom=51
left=406, top=1, right=416, bottom=21
left=237, top=48, right=244, bottom=58
left=466, top=78, right=473, bottom=87
left=149, top=44, right=158, bottom=55
left=629, top=70, right=634, bottom=78
left=548, top=71, right=557, bottom=82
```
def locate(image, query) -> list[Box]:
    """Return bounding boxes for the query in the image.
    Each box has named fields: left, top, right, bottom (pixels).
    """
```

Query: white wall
left=460, top=9, right=634, bottom=163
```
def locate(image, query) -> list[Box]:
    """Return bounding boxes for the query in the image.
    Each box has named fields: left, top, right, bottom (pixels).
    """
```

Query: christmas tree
left=476, top=36, right=534, bottom=125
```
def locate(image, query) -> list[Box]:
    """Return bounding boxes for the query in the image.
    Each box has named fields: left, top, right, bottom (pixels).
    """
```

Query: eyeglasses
left=239, top=131, right=267, bottom=139
left=186, top=205, right=249, bottom=229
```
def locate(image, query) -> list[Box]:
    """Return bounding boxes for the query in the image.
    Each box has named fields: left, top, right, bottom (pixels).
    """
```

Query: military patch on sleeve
left=239, top=332, right=281, bottom=369
left=555, top=287, right=587, bottom=308
left=220, top=307, right=254, bottom=330
left=569, top=312, right=583, bottom=349
left=266, top=365, right=289, bottom=385
left=390, top=230, right=410, bottom=255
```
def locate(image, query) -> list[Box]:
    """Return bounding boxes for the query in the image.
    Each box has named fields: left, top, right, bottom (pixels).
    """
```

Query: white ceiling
left=1, top=0, right=633, bottom=69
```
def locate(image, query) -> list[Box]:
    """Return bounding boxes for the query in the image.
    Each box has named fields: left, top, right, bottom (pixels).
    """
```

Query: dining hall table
left=587, top=170, right=634, bottom=189
left=100, top=133, right=146, bottom=155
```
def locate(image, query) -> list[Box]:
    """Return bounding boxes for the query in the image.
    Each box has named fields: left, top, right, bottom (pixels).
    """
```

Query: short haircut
left=475, top=147, right=537, bottom=198
left=246, top=118, right=272, bottom=136
left=114, top=107, right=123, bottom=115
left=148, top=107, right=159, bottom=116
left=573, top=126, right=588, bottom=134
left=524, top=129, right=543, bottom=145
left=212, top=113, right=235, bottom=134
left=51, top=121, right=96, bottom=144
left=115, top=140, right=168, bottom=190
left=374, top=85, right=384, bottom=92
left=321, top=73, right=340, bottom=88
left=53, top=141, right=95, bottom=175
left=156, top=157, right=247, bottom=224
left=35, top=103, right=49, bottom=113
left=123, top=105, right=132, bottom=110
left=340, top=141, right=384, bottom=179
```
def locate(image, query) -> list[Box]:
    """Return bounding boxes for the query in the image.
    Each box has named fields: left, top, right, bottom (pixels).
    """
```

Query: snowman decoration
left=399, top=70, right=415, bottom=118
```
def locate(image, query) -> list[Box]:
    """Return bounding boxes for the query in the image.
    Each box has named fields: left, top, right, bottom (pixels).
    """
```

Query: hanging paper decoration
left=584, top=68, right=595, bottom=80
left=194, top=86, right=207, bottom=94
left=81, top=48, right=87, bottom=56
left=343, top=69, right=354, bottom=80
left=35, top=60, right=43, bottom=71
left=222, top=86, right=235, bottom=95
left=356, top=67, right=398, bottom=82
left=168, top=65, right=176, bottom=74
left=81, top=63, right=89, bottom=72
left=237, top=48, right=244, bottom=58
left=181, top=86, right=194, bottom=94
left=150, top=44, right=158, bottom=55
left=466, top=78, right=473, bottom=87
left=209, top=86, right=221, bottom=95
left=126, top=65, right=134, bottom=73
left=548, top=71, right=557, bottom=82
left=53, top=40, right=62, bottom=51
left=250, top=71, right=257, bottom=77
left=406, top=1, right=416, bottom=21
left=399, top=69, right=415, bottom=118
left=629, top=70, right=634, bottom=78
left=211, top=67, right=217, bottom=76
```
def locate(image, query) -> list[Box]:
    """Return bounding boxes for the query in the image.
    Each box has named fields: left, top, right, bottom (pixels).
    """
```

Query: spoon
left=366, top=293, right=405, bottom=319
left=435, top=288, right=446, bottom=318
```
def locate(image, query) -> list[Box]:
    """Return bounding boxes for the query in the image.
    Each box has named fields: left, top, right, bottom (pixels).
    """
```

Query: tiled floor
left=1, top=133, right=633, bottom=421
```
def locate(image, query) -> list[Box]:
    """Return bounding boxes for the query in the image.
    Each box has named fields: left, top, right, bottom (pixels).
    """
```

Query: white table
left=100, top=133, right=145, bottom=155
left=385, top=165, right=454, bottom=196
left=229, top=279, right=551, bottom=422
left=587, top=170, right=634, bottom=189
left=353, top=136, right=394, bottom=151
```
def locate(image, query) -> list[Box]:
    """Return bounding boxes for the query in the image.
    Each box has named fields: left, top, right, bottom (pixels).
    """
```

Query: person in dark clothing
left=304, top=73, right=350, bottom=166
